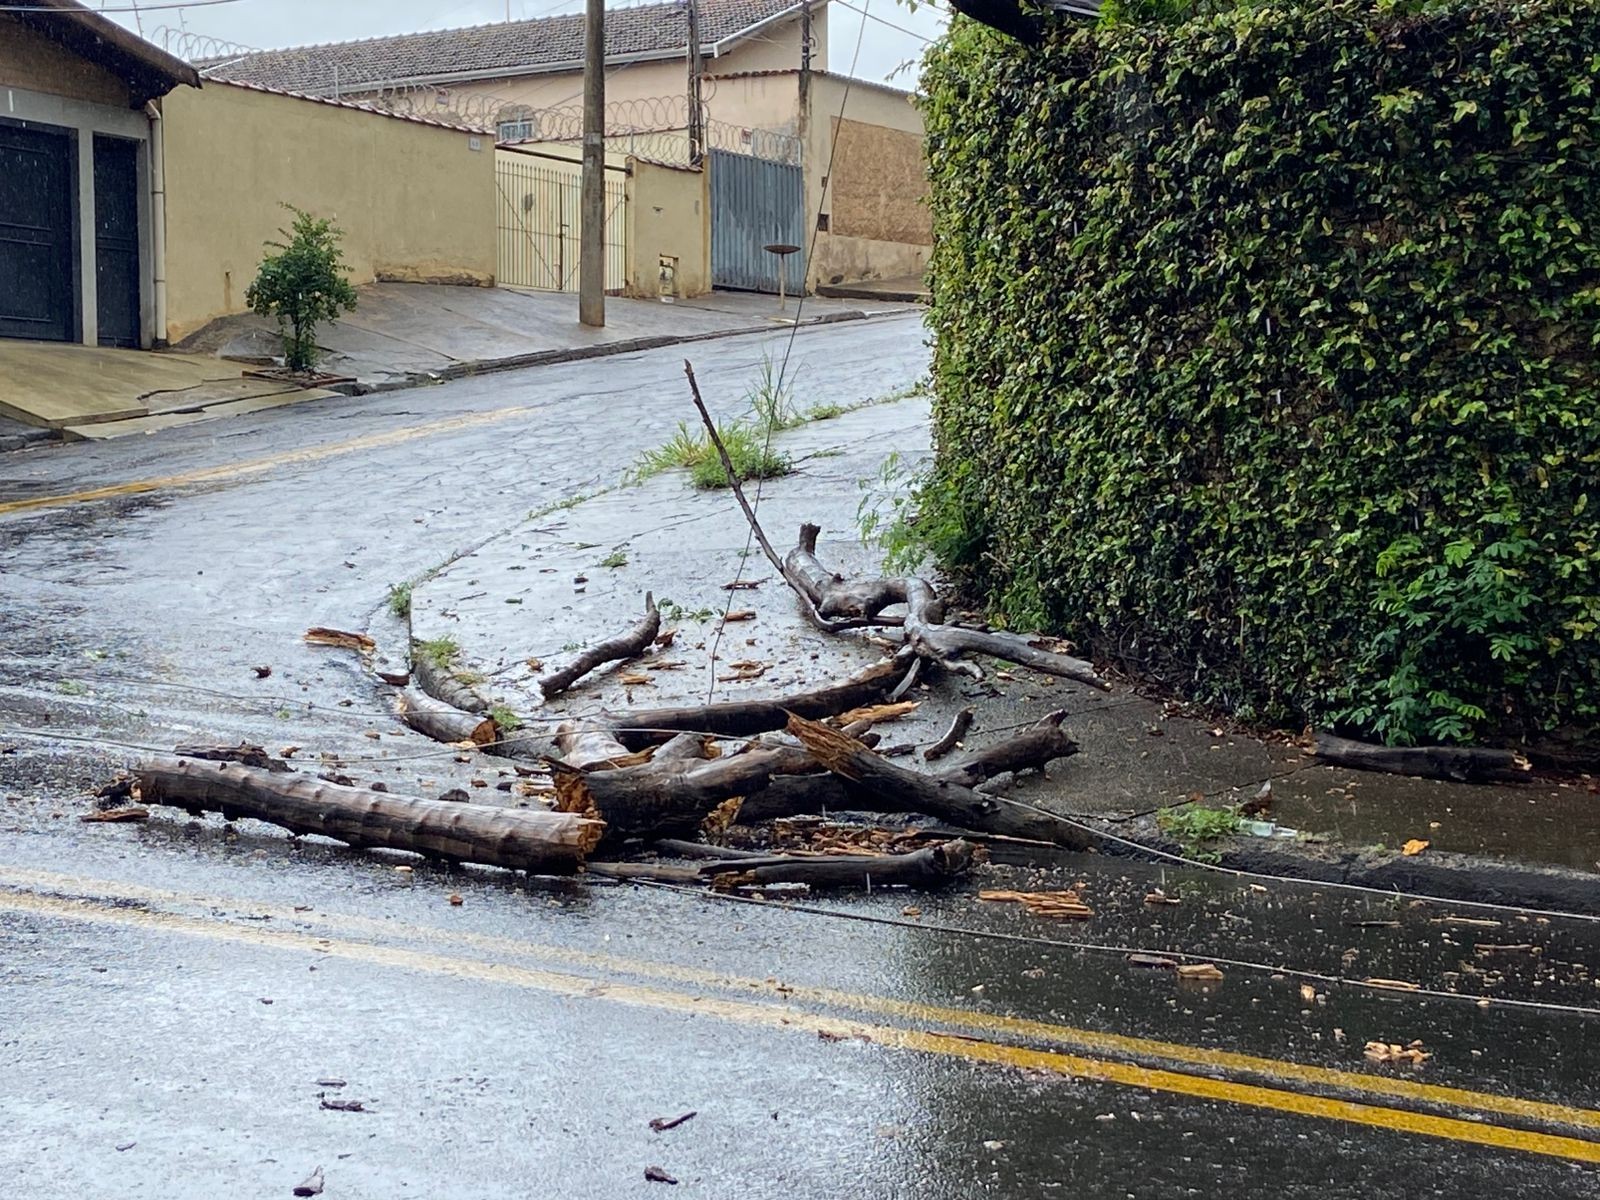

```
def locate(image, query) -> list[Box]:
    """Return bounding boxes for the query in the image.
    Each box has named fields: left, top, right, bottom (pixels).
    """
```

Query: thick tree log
left=539, top=593, right=660, bottom=697
left=136, top=758, right=602, bottom=872
left=412, top=653, right=490, bottom=714
left=787, top=715, right=1097, bottom=851
left=552, top=744, right=822, bottom=842
left=1312, top=732, right=1532, bottom=783
left=600, top=657, right=909, bottom=748
left=398, top=688, right=497, bottom=747
left=787, top=525, right=1109, bottom=689
left=707, top=840, right=975, bottom=889
left=555, top=722, right=647, bottom=771
left=735, top=710, right=1078, bottom=823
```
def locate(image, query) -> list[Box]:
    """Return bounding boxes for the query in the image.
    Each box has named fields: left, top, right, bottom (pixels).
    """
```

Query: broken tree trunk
left=786, top=525, right=1109, bottom=689
left=136, top=758, right=602, bottom=872
left=412, top=653, right=489, bottom=714
left=555, top=722, right=647, bottom=771
left=397, top=688, right=498, bottom=747
left=552, top=743, right=822, bottom=842
left=735, top=710, right=1078, bottom=823
left=1311, top=732, right=1532, bottom=784
left=703, top=840, right=975, bottom=889
left=539, top=593, right=661, bottom=697
left=786, top=714, right=1097, bottom=851
left=599, top=657, right=909, bottom=748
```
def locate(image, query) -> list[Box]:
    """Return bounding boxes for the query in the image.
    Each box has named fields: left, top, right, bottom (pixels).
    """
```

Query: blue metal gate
left=709, top=149, right=804, bottom=295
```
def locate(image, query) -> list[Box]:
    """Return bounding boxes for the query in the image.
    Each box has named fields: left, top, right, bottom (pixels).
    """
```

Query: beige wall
left=160, top=82, right=496, bottom=342
left=0, top=15, right=132, bottom=108
left=805, top=73, right=928, bottom=289
left=626, top=158, right=710, bottom=300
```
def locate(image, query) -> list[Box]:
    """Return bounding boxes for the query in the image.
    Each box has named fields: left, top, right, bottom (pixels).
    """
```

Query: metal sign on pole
left=579, top=0, right=606, bottom=327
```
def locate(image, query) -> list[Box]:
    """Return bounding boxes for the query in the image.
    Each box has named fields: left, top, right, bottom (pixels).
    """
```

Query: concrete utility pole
left=686, top=0, right=704, bottom=168
left=579, top=0, right=606, bottom=326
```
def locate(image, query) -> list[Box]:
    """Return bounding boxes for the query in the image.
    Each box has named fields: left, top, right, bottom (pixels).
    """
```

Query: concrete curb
left=339, top=308, right=895, bottom=396
left=1112, top=814, right=1600, bottom=915
left=0, top=426, right=63, bottom=454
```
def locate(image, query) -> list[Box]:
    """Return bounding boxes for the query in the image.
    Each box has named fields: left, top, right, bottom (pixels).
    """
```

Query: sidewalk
left=402, top=390, right=1600, bottom=901
left=0, top=283, right=913, bottom=444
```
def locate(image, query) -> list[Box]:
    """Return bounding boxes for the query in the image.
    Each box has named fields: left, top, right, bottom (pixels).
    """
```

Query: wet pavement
left=4, top=314, right=1600, bottom=1196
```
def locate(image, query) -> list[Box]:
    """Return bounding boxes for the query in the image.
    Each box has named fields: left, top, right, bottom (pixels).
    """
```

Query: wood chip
left=1401, top=838, right=1430, bottom=856
left=619, top=673, right=655, bottom=686
left=1176, top=963, right=1225, bottom=981
left=978, top=889, right=1093, bottom=919
left=1364, top=1039, right=1431, bottom=1066
left=304, top=627, right=375, bottom=652
left=1143, top=890, right=1180, bottom=906
left=1474, top=943, right=1538, bottom=956
left=830, top=701, right=920, bottom=727
left=1431, top=917, right=1503, bottom=928
left=722, top=610, right=757, bottom=622
left=644, top=1166, right=679, bottom=1185
left=80, top=807, right=150, bottom=823
left=1362, top=977, right=1422, bottom=992
left=721, top=580, right=764, bottom=590
left=319, top=1099, right=366, bottom=1112
left=1127, top=953, right=1178, bottom=970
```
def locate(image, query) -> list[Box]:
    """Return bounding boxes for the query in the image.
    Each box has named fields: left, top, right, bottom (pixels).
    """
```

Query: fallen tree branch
left=923, top=708, right=975, bottom=761
left=786, top=714, right=1097, bottom=851
left=735, top=710, right=1078, bottom=823
left=1311, top=732, right=1532, bottom=783
left=412, top=653, right=490, bottom=715
left=706, top=840, right=975, bottom=889
left=397, top=688, right=498, bottom=747
left=600, top=658, right=910, bottom=748
left=539, top=593, right=660, bottom=698
left=551, top=743, right=822, bottom=843
left=788, top=525, right=1109, bottom=690
left=136, top=758, right=602, bottom=873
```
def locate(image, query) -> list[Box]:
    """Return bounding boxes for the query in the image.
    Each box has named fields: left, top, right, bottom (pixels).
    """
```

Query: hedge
left=918, top=0, right=1600, bottom=748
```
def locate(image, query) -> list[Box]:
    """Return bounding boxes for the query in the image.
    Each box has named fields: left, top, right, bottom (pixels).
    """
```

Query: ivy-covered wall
left=920, top=0, right=1600, bottom=747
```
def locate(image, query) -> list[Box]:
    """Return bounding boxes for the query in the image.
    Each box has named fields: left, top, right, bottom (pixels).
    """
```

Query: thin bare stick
left=923, top=707, right=975, bottom=761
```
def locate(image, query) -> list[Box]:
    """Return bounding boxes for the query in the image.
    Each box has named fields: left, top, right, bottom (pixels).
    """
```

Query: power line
left=0, top=0, right=247, bottom=11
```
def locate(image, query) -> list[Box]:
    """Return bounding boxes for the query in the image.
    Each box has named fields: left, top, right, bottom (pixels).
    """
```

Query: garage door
left=0, top=123, right=75, bottom=343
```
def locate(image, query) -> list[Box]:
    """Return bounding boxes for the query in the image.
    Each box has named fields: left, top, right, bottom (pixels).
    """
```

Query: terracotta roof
left=201, top=0, right=813, bottom=94
left=3, top=0, right=200, bottom=104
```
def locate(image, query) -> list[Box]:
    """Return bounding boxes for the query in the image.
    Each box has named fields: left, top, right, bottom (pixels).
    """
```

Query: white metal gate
left=496, top=148, right=627, bottom=292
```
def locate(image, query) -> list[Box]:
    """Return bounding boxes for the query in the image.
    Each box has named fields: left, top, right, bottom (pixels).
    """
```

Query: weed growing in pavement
left=489, top=704, right=522, bottom=732
left=599, top=549, right=629, bottom=569
left=57, top=680, right=88, bottom=696
left=1156, top=803, right=1243, bottom=864
left=387, top=581, right=412, bottom=619
left=416, top=636, right=460, bottom=670
left=657, top=598, right=716, bottom=622
left=806, top=402, right=846, bottom=421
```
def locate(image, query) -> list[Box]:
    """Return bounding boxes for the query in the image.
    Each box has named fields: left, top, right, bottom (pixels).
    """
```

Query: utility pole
left=579, top=0, right=606, bottom=326
left=686, top=0, right=704, bottom=168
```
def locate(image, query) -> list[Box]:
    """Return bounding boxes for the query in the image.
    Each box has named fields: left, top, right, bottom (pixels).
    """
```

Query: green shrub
left=919, top=0, right=1600, bottom=747
left=246, top=205, right=358, bottom=373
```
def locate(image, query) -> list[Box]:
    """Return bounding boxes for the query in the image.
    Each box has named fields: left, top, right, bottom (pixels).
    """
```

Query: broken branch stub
left=785, top=714, right=1097, bottom=851
left=397, top=687, right=498, bottom=747
left=137, top=758, right=602, bottom=873
left=539, top=593, right=661, bottom=697
left=1311, top=732, right=1532, bottom=783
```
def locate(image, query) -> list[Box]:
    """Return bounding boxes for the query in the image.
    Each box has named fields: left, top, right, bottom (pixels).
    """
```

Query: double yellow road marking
left=4, top=866, right=1599, bottom=1162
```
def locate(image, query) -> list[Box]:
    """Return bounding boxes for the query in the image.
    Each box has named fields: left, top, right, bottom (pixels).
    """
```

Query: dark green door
left=0, top=122, right=75, bottom=342
left=94, top=135, right=141, bottom=348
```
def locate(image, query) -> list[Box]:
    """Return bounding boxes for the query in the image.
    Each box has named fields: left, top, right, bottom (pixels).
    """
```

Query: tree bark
left=938, top=710, right=1077, bottom=790
left=923, top=708, right=975, bottom=760
left=552, top=744, right=822, bottom=842
left=412, top=654, right=489, bottom=714
left=539, top=593, right=661, bottom=697
left=1312, top=732, right=1532, bottom=783
left=600, top=657, right=909, bottom=748
left=786, top=714, right=1098, bottom=851
left=397, top=688, right=498, bottom=747
left=136, top=758, right=602, bottom=872
left=704, top=839, right=975, bottom=889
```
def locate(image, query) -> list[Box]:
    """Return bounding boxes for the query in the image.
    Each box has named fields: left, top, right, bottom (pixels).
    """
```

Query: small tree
left=246, top=205, right=358, bottom=374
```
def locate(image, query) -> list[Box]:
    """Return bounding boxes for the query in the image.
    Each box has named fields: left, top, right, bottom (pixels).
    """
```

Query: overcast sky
left=97, top=0, right=945, bottom=86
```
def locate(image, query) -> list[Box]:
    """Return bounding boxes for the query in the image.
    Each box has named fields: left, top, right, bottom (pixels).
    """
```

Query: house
left=201, top=0, right=931, bottom=294
left=0, top=0, right=198, bottom=347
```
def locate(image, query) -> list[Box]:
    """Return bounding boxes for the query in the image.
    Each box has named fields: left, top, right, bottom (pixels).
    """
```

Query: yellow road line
left=6, top=865, right=1600, bottom=1140
left=5, top=886, right=1599, bottom=1164
left=0, top=403, right=540, bottom=517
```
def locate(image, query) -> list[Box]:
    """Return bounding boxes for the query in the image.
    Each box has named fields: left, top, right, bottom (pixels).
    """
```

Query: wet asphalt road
left=4, top=316, right=1600, bottom=1198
